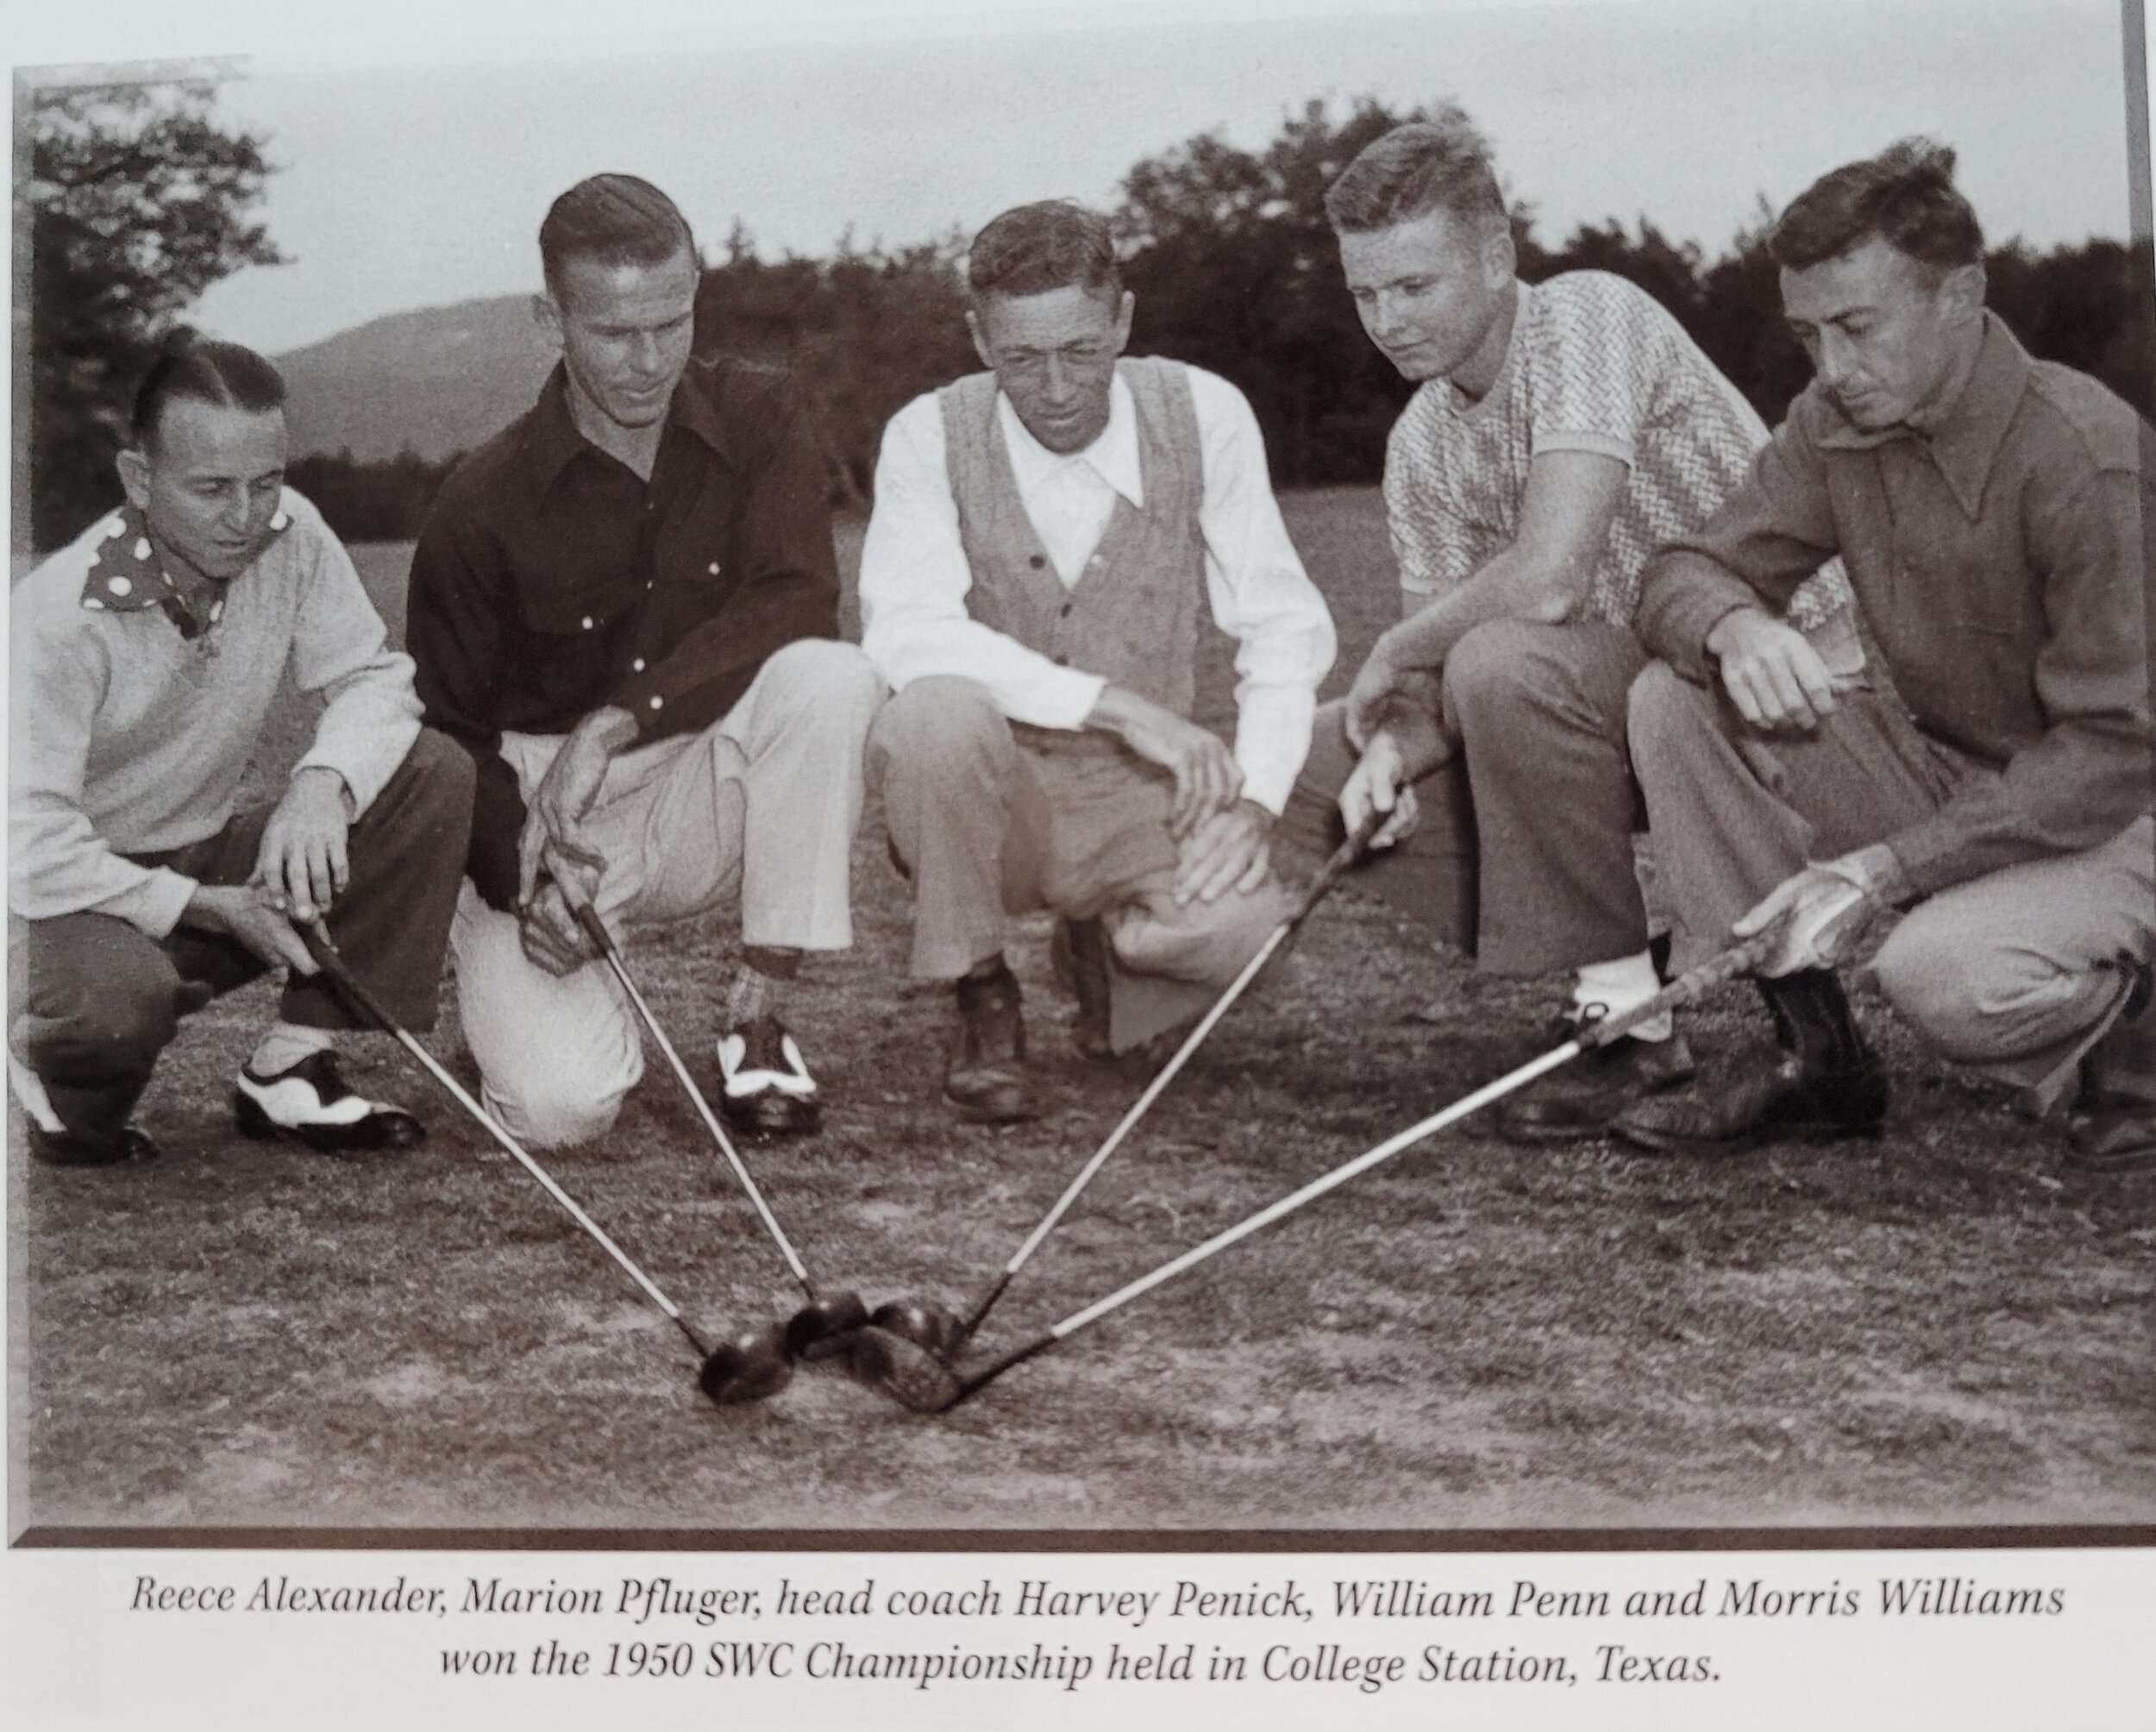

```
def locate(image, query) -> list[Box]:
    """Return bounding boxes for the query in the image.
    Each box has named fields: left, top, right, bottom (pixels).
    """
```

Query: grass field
left=13, top=487, right=2155, bottom=1534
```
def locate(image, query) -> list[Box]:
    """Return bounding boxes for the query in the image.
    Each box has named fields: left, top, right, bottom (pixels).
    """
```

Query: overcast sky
left=24, top=0, right=2146, bottom=355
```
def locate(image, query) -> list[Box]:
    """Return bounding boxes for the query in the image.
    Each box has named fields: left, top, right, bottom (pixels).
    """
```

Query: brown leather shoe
left=2065, top=1096, right=2156, bottom=1172
left=1613, top=970, right=1887, bottom=1154
left=943, top=960, right=1037, bottom=1124
left=1496, top=1017, right=1695, bottom=1144
left=28, top=1121, right=162, bottom=1168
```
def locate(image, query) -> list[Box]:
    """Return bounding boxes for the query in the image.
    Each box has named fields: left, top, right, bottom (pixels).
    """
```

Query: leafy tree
left=24, top=76, right=285, bottom=549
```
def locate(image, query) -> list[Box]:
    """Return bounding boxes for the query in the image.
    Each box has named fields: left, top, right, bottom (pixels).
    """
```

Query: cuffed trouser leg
left=451, top=642, right=877, bottom=1147
left=868, top=675, right=1050, bottom=979
left=19, top=916, right=186, bottom=1146
left=1871, top=816, right=2156, bottom=1111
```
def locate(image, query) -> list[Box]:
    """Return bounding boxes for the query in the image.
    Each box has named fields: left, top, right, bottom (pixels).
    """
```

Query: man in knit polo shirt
left=1283, top=111, right=1858, bottom=1142
left=859, top=200, right=1336, bottom=1122
left=9, top=336, right=473, bottom=1166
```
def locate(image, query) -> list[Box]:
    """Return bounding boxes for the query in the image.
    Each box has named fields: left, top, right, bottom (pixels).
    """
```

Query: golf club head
left=846, top=1325, right=963, bottom=1414
left=868, top=1300, right=966, bottom=1363
left=697, top=1321, right=795, bottom=1406
left=782, top=1290, right=870, bottom=1362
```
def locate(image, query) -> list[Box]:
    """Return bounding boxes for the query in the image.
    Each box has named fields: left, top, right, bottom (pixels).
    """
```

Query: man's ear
left=1482, top=224, right=1517, bottom=291
left=533, top=291, right=564, bottom=348
left=1110, top=288, right=1135, bottom=354
left=1938, top=260, right=1987, bottom=325
left=116, top=445, right=152, bottom=512
left=966, top=305, right=996, bottom=373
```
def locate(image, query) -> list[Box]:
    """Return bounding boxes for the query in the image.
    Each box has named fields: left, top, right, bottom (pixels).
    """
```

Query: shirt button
left=708, top=561, right=721, bottom=574
left=1053, top=656, right=1069, bottom=667
left=1029, top=555, right=1046, bottom=568
left=1060, top=601, right=1074, bottom=618
left=632, top=658, right=646, bottom=672
left=580, top=616, right=594, bottom=630
left=649, top=695, right=663, bottom=711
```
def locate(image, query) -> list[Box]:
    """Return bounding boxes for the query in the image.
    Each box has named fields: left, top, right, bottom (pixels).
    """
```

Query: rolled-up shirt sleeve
left=1634, top=402, right=1843, bottom=681
left=9, top=612, right=198, bottom=935
left=857, top=396, right=1110, bottom=729
left=285, top=496, right=424, bottom=815
left=1188, top=368, right=1336, bottom=813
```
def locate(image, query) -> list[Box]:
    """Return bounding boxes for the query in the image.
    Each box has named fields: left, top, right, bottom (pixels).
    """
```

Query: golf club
left=850, top=926, right=1780, bottom=1414
left=298, top=920, right=787, bottom=1404
left=569, top=902, right=868, bottom=1363
left=860, top=813, right=1383, bottom=1365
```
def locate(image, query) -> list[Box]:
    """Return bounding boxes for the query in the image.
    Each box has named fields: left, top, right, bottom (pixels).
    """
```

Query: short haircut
left=966, top=201, right=1121, bottom=304
left=539, top=174, right=696, bottom=297
left=129, top=328, right=286, bottom=450
left=1769, top=138, right=1984, bottom=276
left=1324, top=109, right=1507, bottom=235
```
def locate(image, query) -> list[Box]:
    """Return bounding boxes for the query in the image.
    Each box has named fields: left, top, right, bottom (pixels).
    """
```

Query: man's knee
left=1111, top=877, right=1292, bottom=985
left=760, top=638, right=884, bottom=729
left=395, top=725, right=479, bottom=816
left=484, top=1072, right=631, bottom=1151
left=1625, top=660, right=1719, bottom=779
left=1444, top=618, right=1551, bottom=727
left=869, top=676, right=1010, bottom=787
left=23, top=919, right=181, bottom=1080
left=1874, top=913, right=2106, bottom=1065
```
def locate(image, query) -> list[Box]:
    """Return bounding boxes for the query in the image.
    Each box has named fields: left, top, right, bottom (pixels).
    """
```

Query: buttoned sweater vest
left=937, top=356, right=1206, bottom=719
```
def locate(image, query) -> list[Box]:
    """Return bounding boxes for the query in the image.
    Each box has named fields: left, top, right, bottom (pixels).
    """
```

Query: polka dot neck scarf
left=78, top=502, right=289, bottom=642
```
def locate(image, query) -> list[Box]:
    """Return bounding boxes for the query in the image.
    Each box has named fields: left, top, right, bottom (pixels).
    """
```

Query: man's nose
left=1816, top=330, right=1859, bottom=391
left=1041, top=354, right=1075, bottom=400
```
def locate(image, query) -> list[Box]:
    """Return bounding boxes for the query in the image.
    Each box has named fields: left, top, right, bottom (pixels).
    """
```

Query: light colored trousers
left=868, top=675, right=1294, bottom=1052
left=452, top=640, right=881, bottom=1147
left=1630, top=662, right=2155, bottom=1111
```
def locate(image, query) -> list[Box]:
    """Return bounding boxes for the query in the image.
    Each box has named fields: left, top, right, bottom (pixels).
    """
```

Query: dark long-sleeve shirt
left=1635, top=314, right=2153, bottom=899
left=405, top=357, right=839, bottom=907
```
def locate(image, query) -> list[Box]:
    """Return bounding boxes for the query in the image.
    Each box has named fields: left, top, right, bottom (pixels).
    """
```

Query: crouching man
left=9, top=336, right=474, bottom=1165
left=859, top=201, right=1337, bottom=1121
left=406, top=175, right=880, bottom=1146
left=1612, top=141, right=2154, bottom=1172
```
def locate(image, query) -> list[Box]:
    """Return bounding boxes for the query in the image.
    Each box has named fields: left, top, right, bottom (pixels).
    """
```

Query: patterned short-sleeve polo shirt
left=1382, top=270, right=1850, bottom=632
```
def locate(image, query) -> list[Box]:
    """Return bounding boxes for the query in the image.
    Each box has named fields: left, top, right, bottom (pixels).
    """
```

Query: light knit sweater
left=9, top=488, right=422, bottom=937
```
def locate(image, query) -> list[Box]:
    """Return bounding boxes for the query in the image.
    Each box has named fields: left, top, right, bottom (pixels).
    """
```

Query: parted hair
left=539, top=174, right=697, bottom=296
left=1769, top=138, right=1984, bottom=275
left=129, top=328, right=286, bottom=449
left=966, top=201, right=1122, bottom=303
left=1323, top=108, right=1507, bottom=235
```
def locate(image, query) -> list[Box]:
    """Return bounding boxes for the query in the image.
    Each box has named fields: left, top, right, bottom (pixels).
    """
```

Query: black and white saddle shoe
left=233, top=1050, right=425, bottom=1152
left=11, top=1051, right=161, bottom=1166
left=716, top=1017, right=822, bottom=1136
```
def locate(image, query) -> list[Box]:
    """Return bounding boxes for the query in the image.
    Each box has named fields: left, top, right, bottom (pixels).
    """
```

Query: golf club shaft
left=947, top=931, right=1777, bottom=1406
left=572, top=904, right=815, bottom=1296
left=959, top=813, right=1381, bottom=1334
left=299, top=922, right=707, bottom=1353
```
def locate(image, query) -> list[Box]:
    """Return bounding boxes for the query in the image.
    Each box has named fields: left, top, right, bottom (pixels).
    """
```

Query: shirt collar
left=78, top=501, right=287, bottom=635
left=994, top=369, right=1144, bottom=508
left=517, top=361, right=734, bottom=493
left=1812, top=311, right=2030, bottom=518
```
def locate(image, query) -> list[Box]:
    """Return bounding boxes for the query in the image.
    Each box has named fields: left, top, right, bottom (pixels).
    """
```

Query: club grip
left=571, top=900, right=615, bottom=957
left=1583, top=928, right=1780, bottom=1047
left=1288, top=811, right=1382, bottom=929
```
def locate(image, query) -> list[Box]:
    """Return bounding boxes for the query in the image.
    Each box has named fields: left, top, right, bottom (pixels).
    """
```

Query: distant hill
left=274, top=295, right=555, bottom=463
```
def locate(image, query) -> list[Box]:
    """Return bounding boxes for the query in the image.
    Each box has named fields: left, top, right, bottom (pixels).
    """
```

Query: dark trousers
left=1281, top=618, right=1652, bottom=974
left=16, top=728, right=474, bottom=1146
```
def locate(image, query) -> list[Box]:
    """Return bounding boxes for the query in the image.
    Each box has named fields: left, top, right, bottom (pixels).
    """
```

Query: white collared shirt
left=859, top=365, right=1336, bottom=813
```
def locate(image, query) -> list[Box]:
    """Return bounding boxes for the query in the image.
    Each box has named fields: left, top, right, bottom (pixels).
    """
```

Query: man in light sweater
left=860, top=200, right=1336, bottom=1122
left=9, top=336, right=473, bottom=1166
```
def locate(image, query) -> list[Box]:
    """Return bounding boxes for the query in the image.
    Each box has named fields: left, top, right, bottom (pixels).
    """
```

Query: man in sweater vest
left=859, top=201, right=1337, bottom=1122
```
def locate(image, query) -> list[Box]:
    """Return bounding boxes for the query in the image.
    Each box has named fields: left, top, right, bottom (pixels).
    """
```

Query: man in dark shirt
left=406, top=175, right=881, bottom=1146
left=1605, top=141, right=2153, bottom=1171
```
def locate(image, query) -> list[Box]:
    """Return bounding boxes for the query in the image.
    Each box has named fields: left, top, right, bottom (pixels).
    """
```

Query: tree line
left=29, top=90, right=2155, bottom=550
